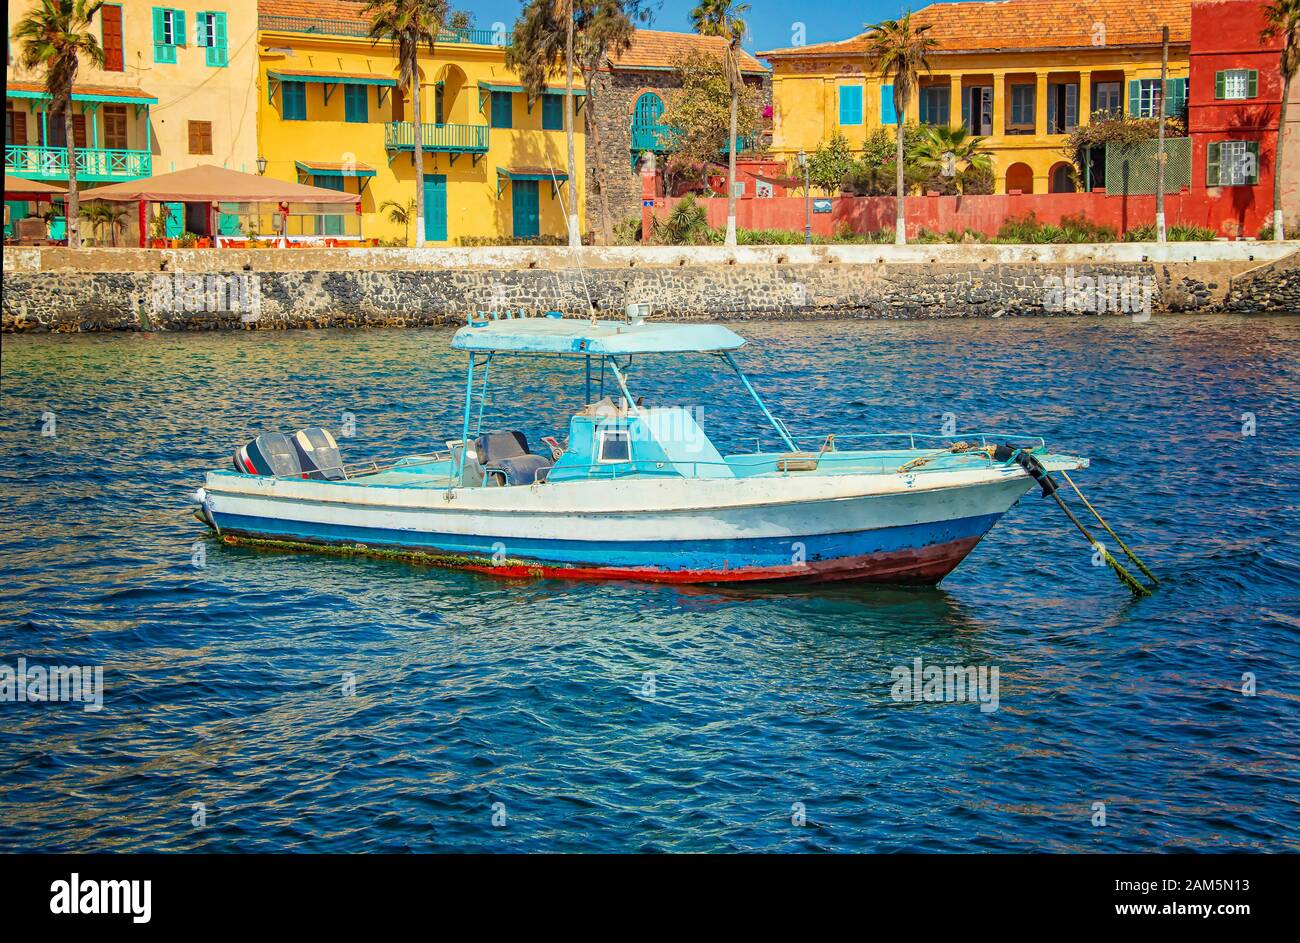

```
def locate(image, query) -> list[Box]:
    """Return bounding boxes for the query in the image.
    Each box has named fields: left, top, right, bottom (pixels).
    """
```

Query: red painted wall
left=647, top=189, right=1276, bottom=240
left=1187, top=0, right=1284, bottom=235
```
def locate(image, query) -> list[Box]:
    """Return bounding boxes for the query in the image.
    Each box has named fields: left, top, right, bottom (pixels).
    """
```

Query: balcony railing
left=259, top=14, right=509, bottom=47
left=384, top=122, right=488, bottom=154
left=5, top=144, right=151, bottom=182
left=631, top=124, right=675, bottom=153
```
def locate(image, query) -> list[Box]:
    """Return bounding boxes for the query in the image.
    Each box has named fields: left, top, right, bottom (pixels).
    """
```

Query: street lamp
left=797, top=150, right=811, bottom=245
left=256, top=156, right=268, bottom=176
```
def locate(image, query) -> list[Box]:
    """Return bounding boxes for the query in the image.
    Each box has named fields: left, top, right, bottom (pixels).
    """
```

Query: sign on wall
left=813, top=198, right=832, bottom=214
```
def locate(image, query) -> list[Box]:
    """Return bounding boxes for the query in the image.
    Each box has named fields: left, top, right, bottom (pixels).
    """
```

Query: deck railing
left=259, top=14, right=509, bottom=47
left=384, top=121, right=489, bottom=153
left=5, top=144, right=151, bottom=182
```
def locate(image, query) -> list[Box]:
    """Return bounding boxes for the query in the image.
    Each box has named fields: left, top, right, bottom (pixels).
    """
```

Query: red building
left=1188, top=0, right=1288, bottom=236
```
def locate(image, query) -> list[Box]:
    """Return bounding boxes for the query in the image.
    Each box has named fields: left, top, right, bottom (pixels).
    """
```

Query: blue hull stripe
left=211, top=511, right=1005, bottom=571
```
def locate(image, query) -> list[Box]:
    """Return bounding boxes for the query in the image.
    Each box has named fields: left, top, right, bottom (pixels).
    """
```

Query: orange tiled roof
left=259, top=0, right=369, bottom=22
left=608, top=29, right=767, bottom=74
left=6, top=81, right=157, bottom=101
left=760, top=0, right=1192, bottom=58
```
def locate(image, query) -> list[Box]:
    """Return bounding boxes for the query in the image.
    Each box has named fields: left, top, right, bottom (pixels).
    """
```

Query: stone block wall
left=585, top=69, right=771, bottom=237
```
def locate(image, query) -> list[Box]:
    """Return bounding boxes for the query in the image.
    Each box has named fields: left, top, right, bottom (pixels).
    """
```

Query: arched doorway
left=631, top=91, right=666, bottom=154
left=1005, top=162, right=1034, bottom=194
left=1049, top=162, right=1076, bottom=193
left=435, top=64, right=469, bottom=124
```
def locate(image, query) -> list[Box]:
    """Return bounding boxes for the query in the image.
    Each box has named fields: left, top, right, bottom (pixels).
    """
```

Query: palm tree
left=81, top=200, right=125, bottom=245
left=381, top=197, right=418, bottom=244
left=691, top=0, right=749, bottom=247
left=1263, top=0, right=1299, bottom=241
left=14, top=0, right=106, bottom=249
left=364, top=0, right=448, bottom=249
left=508, top=1, right=578, bottom=246
left=911, top=125, right=991, bottom=194
left=865, top=13, right=938, bottom=244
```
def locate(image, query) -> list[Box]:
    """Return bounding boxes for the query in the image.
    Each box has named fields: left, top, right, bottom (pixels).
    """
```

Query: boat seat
left=292, top=427, right=346, bottom=480
left=475, top=430, right=553, bottom=485
left=234, top=432, right=303, bottom=478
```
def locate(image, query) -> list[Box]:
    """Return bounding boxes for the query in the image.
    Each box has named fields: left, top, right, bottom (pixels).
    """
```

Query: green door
left=423, top=174, right=447, bottom=243
left=315, top=175, right=345, bottom=236
left=511, top=179, right=539, bottom=240
left=164, top=202, right=184, bottom=238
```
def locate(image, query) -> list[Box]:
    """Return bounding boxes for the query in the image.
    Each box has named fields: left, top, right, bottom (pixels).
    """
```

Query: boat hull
left=201, top=470, right=1036, bottom=585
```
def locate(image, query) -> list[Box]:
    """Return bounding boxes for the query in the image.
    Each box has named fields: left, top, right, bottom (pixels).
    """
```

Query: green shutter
left=1165, top=78, right=1187, bottom=117
left=152, top=7, right=170, bottom=62
left=1214, top=71, right=1225, bottom=100
left=1246, top=141, right=1259, bottom=184
left=205, top=12, right=227, bottom=66
left=1128, top=80, right=1140, bottom=117
left=344, top=84, right=368, bottom=123
left=491, top=91, right=512, bottom=129
left=1247, top=70, right=1258, bottom=98
left=1206, top=141, right=1220, bottom=186
left=173, top=9, right=186, bottom=45
left=195, top=12, right=208, bottom=46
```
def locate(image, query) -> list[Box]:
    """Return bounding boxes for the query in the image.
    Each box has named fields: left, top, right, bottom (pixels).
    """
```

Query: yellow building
left=760, top=0, right=1192, bottom=194
left=5, top=0, right=259, bottom=196
left=256, top=0, right=586, bottom=245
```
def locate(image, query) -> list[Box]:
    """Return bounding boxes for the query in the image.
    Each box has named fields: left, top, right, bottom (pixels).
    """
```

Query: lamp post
left=797, top=150, right=811, bottom=245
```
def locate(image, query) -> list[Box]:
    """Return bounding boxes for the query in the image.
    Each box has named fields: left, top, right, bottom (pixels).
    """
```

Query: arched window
left=1049, top=162, right=1076, bottom=193
left=631, top=92, right=666, bottom=152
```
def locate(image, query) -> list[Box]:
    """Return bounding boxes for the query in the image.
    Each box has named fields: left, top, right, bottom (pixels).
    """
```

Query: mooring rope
left=1059, top=469, right=1160, bottom=586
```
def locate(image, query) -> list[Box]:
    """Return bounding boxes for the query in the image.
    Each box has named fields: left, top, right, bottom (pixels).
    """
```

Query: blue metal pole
left=474, top=352, right=493, bottom=435
left=723, top=351, right=797, bottom=452
left=458, top=353, right=476, bottom=479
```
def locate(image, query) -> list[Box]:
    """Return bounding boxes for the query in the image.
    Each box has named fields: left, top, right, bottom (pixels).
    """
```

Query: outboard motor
left=233, top=432, right=303, bottom=477
left=291, top=427, right=346, bottom=480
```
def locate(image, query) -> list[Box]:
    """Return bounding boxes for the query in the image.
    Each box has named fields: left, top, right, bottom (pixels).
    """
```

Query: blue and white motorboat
left=193, top=310, right=1087, bottom=585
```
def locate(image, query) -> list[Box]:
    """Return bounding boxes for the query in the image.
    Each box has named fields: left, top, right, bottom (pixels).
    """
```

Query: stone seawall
left=3, top=243, right=1294, bottom=332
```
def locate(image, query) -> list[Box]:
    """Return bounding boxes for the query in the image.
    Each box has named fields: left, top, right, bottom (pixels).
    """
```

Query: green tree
left=691, top=0, right=749, bottom=246
left=864, top=12, right=938, bottom=243
left=1263, top=0, right=1300, bottom=242
left=380, top=197, right=418, bottom=245
left=81, top=201, right=125, bottom=246
left=510, top=1, right=646, bottom=245
left=910, top=125, right=991, bottom=195
left=806, top=133, right=856, bottom=194
left=14, top=0, right=107, bottom=249
left=660, top=50, right=761, bottom=177
left=364, top=0, right=448, bottom=249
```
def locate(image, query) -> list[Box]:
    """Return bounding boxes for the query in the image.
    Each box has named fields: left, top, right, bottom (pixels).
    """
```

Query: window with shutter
left=153, top=8, right=182, bottom=63
left=282, top=81, right=306, bottom=121
left=188, top=120, right=213, bottom=155
left=201, top=12, right=228, bottom=67
left=491, top=91, right=512, bottom=129
left=101, top=5, right=124, bottom=72
left=542, top=94, right=562, bottom=131
left=1217, top=140, right=1256, bottom=185
left=1221, top=69, right=1253, bottom=100
left=838, top=85, right=863, bottom=126
left=103, top=105, right=128, bottom=149
left=6, top=108, right=27, bottom=146
left=344, top=84, right=368, bottom=123
left=880, top=85, right=896, bottom=125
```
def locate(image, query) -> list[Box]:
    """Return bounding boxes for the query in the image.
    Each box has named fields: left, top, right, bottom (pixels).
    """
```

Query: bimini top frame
left=450, top=316, right=796, bottom=478
left=451, top=315, right=746, bottom=357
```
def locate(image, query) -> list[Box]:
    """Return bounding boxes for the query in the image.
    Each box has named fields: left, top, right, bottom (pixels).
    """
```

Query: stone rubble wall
left=2, top=244, right=1292, bottom=332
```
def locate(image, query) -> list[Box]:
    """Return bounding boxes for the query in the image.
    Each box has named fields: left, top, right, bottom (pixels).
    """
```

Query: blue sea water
left=0, top=315, right=1297, bottom=853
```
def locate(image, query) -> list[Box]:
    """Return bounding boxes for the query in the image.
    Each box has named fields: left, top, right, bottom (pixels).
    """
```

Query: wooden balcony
left=5, top=144, right=151, bottom=183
